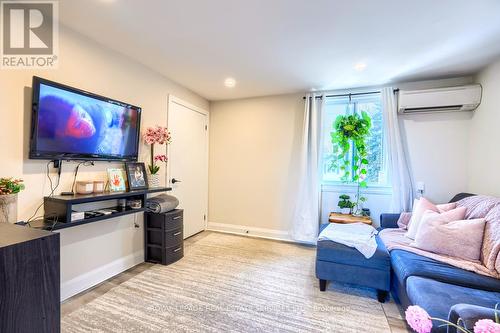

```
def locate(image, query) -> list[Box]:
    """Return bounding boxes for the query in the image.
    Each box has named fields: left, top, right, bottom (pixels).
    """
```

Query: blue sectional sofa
left=380, top=193, right=500, bottom=333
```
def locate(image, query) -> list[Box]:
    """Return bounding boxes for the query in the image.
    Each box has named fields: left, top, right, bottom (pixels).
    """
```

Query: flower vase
left=0, top=193, right=18, bottom=223
left=148, top=173, right=160, bottom=188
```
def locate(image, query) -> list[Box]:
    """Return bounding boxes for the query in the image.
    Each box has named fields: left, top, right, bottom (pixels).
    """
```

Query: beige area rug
left=62, top=233, right=391, bottom=332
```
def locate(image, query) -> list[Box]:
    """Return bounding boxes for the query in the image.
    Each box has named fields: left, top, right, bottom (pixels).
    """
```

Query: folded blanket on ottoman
left=318, top=223, right=378, bottom=259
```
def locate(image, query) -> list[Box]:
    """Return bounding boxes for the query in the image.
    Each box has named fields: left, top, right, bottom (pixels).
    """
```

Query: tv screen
left=30, top=77, right=141, bottom=161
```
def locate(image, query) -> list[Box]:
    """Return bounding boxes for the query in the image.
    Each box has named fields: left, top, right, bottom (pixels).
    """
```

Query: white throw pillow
left=405, top=197, right=439, bottom=240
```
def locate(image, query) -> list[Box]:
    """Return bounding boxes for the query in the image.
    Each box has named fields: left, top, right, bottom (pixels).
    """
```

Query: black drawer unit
left=145, top=209, right=184, bottom=265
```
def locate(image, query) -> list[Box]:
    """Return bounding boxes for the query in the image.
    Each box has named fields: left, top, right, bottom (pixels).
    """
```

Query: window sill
left=321, top=183, right=392, bottom=195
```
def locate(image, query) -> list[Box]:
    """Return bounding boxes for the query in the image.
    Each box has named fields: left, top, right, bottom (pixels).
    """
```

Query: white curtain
left=291, top=93, right=324, bottom=243
left=381, top=87, right=414, bottom=212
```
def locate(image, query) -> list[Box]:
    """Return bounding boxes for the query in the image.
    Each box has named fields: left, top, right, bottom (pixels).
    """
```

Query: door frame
left=166, top=94, right=209, bottom=231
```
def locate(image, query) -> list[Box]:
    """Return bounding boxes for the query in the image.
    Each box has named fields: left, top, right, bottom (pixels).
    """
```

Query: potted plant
left=331, top=111, right=372, bottom=215
left=0, top=178, right=25, bottom=223
left=338, top=194, right=355, bottom=215
left=143, top=126, right=171, bottom=188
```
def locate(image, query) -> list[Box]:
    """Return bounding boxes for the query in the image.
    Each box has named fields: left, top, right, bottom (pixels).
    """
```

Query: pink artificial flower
left=474, top=319, right=500, bottom=333
left=154, top=126, right=171, bottom=145
left=143, top=126, right=171, bottom=145
left=154, top=154, right=168, bottom=163
left=405, top=306, right=433, bottom=333
left=142, top=127, right=157, bottom=145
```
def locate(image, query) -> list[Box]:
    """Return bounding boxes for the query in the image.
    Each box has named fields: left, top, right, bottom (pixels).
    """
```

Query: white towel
left=318, top=223, right=379, bottom=259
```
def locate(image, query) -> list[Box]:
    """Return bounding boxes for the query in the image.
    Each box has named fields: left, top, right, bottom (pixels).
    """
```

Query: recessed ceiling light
left=224, top=77, right=236, bottom=88
left=354, top=62, right=367, bottom=71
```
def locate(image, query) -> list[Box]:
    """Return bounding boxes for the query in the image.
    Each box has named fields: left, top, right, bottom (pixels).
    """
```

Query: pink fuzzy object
left=474, top=319, right=500, bottom=333
left=406, top=197, right=440, bottom=240
left=143, top=126, right=171, bottom=145
left=397, top=212, right=413, bottom=230
left=436, top=202, right=457, bottom=213
left=154, top=154, right=167, bottom=162
left=405, top=306, right=433, bottom=333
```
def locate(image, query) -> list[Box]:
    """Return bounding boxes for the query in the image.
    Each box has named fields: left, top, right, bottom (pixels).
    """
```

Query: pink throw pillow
left=436, top=202, right=457, bottom=213
left=406, top=197, right=439, bottom=239
left=413, top=207, right=467, bottom=240
left=397, top=212, right=413, bottom=230
left=413, top=217, right=486, bottom=261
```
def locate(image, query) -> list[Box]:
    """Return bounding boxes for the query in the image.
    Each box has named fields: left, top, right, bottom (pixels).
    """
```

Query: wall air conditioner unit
left=398, top=84, right=482, bottom=114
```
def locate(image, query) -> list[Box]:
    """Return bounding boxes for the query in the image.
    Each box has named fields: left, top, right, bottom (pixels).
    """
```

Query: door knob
left=171, top=178, right=182, bottom=184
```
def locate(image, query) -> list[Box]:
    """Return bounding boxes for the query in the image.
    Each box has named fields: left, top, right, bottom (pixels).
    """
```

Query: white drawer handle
left=173, top=232, right=181, bottom=236
left=173, top=247, right=181, bottom=252
left=173, top=216, right=181, bottom=220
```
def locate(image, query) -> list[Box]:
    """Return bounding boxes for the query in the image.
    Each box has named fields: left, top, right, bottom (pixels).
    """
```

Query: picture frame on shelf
left=125, top=162, right=149, bottom=191
left=107, top=168, right=127, bottom=192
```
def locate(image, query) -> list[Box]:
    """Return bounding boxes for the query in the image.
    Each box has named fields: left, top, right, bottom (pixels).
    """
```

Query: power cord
left=26, top=213, right=59, bottom=230
left=70, top=161, right=94, bottom=194
left=25, top=215, right=45, bottom=228
left=27, top=160, right=61, bottom=223
left=47, top=213, right=59, bottom=231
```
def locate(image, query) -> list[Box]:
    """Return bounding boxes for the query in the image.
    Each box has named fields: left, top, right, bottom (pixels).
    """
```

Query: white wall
left=208, top=77, right=475, bottom=236
left=468, top=59, right=500, bottom=196
left=0, top=26, right=208, bottom=300
left=208, top=94, right=303, bottom=240
left=397, top=77, right=474, bottom=203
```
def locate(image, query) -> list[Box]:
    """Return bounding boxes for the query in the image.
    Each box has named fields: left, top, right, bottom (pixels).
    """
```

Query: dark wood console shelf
left=46, top=187, right=170, bottom=204
left=0, top=223, right=60, bottom=332
left=32, top=187, right=171, bottom=231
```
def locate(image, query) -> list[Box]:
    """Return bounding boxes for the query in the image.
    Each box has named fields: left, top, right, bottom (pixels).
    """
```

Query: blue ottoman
left=315, top=223, right=391, bottom=302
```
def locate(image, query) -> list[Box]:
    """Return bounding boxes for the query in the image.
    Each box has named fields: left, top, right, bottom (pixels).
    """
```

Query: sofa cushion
left=449, top=193, right=476, bottom=203
left=390, top=250, right=500, bottom=292
left=380, top=213, right=401, bottom=229
left=406, top=276, right=500, bottom=331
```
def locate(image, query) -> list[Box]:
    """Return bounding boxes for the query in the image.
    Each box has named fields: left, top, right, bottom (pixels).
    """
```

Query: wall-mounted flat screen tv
left=30, top=77, right=141, bottom=162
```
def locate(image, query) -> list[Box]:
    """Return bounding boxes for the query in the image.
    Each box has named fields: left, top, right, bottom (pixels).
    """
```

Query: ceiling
left=59, top=0, right=500, bottom=101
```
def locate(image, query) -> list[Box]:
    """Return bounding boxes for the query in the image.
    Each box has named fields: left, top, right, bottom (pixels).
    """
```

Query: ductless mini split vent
left=397, top=84, right=482, bottom=114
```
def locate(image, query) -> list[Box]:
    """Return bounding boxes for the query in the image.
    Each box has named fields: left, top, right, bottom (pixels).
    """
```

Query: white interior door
left=167, top=96, right=208, bottom=238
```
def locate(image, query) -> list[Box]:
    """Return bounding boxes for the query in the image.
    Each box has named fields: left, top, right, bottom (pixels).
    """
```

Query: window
left=321, top=93, right=388, bottom=186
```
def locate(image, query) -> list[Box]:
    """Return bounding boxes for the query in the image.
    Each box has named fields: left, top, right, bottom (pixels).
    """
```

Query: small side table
left=328, top=212, right=372, bottom=225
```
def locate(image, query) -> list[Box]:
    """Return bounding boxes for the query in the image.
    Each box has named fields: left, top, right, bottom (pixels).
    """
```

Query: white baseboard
left=206, top=222, right=295, bottom=243
left=61, top=250, right=144, bottom=301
